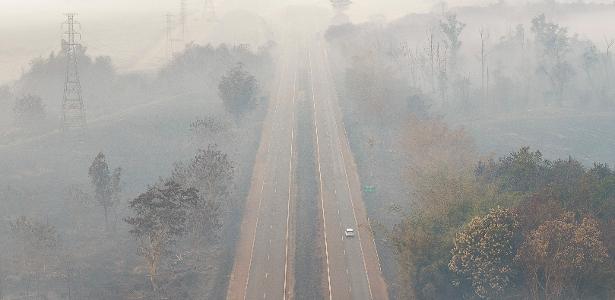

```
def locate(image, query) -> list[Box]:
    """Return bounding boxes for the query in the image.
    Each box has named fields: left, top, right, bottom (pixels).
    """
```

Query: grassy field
left=455, top=111, right=615, bottom=166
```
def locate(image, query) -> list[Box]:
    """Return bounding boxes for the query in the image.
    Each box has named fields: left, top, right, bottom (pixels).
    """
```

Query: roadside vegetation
left=0, top=40, right=271, bottom=299
left=325, top=2, right=615, bottom=299
left=392, top=148, right=615, bottom=299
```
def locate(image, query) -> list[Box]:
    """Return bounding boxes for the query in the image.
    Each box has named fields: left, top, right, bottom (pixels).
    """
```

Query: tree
left=330, top=0, right=352, bottom=12
left=449, top=207, right=521, bottom=299
left=171, top=145, right=231, bottom=277
left=218, top=63, right=258, bottom=121
left=125, top=181, right=199, bottom=293
left=88, top=152, right=121, bottom=229
left=477, top=147, right=548, bottom=193
left=9, top=216, right=60, bottom=299
left=172, top=145, right=232, bottom=227
left=531, top=14, right=574, bottom=104
left=516, top=213, right=609, bottom=299
left=440, top=14, right=465, bottom=70
left=13, top=94, right=45, bottom=124
left=330, top=0, right=352, bottom=23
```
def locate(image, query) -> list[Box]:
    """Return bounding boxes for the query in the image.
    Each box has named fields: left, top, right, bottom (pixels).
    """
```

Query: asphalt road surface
left=227, top=35, right=388, bottom=300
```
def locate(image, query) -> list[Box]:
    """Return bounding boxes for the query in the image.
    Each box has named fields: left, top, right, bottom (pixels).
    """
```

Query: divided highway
left=227, top=36, right=388, bottom=300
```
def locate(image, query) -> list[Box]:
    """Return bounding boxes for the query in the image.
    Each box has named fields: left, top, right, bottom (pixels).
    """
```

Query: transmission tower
left=203, top=0, right=216, bottom=22
left=61, top=13, right=86, bottom=130
left=180, top=0, right=187, bottom=43
left=166, top=13, right=176, bottom=62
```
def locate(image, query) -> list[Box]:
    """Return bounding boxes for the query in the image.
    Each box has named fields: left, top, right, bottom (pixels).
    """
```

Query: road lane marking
left=283, top=69, right=297, bottom=300
left=319, top=43, right=374, bottom=300
left=242, top=55, right=288, bottom=300
left=309, top=49, right=333, bottom=300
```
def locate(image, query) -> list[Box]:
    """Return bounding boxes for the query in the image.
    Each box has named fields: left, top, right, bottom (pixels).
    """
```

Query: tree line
left=392, top=147, right=615, bottom=299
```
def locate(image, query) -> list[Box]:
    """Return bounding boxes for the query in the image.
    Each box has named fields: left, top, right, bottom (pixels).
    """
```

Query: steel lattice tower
left=203, top=0, right=216, bottom=22
left=166, top=13, right=176, bottom=62
left=62, top=13, right=86, bottom=130
left=180, top=0, right=187, bottom=43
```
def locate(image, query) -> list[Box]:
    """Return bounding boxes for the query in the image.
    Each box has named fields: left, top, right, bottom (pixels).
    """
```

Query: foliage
left=125, top=180, right=199, bottom=292
left=13, top=94, right=45, bottom=124
left=330, top=0, right=352, bottom=12
left=440, top=14, right=465, bottom=68
left=449, top=207, right=521, bottom=299
left=218, top=63, right=258, bottom=120
left=516, top=213, right=609, bottom=299
left=88, top=152, right=122, bottom=229
left=8, top=216, right=60, bottom=294
left=393, top=147, right=615, bottom=299
left=172, top=145, right=232, bottom=242
left=190, top=117, right=228, bottom=136
left=440, top=14, right=465, bottom=54
left=476, top=147, right=549, bottom=193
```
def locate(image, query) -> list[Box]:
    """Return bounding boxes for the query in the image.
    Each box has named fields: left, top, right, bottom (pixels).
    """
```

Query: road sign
left=363, top=185, right=376, bottom=193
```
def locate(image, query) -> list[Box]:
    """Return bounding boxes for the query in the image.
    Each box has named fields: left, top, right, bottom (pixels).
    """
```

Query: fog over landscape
left=1, top=0, right=615, bottom=299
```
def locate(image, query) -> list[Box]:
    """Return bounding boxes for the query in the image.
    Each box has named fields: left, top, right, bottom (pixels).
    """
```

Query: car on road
left=345, top=228, right=355, bottom=238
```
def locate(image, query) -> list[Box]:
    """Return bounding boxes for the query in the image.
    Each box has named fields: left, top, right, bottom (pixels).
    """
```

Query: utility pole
left=62, top=13, right=86, bottom=131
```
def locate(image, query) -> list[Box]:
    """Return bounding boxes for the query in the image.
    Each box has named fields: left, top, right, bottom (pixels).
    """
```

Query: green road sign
left=363, top=185, right=376, bottom=193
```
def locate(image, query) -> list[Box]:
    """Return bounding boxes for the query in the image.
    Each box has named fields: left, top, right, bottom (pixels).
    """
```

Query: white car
left=345, top=228, right=355, bottom=238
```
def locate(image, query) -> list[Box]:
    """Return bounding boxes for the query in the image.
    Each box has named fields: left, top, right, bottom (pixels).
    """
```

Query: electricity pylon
left=180, top=0, right=187, bottom=43
left=61, top=13, right=86, bottom=131
left=166, top=13, right=176, bottom=62
left=203, top=0, right=217, bottom=22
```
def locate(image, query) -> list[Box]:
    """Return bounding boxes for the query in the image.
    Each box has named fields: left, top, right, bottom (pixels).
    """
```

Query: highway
left=307, top=39, right=388, bottom=300
left=227, top=35, right=388, bottom=300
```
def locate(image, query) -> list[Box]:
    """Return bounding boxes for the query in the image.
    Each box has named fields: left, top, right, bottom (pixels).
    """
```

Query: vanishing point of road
left=227, top=34, right=388, bottom=300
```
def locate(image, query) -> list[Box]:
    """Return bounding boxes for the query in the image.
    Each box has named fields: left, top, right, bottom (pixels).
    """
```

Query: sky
left=0, top=0, right=613, bottom=83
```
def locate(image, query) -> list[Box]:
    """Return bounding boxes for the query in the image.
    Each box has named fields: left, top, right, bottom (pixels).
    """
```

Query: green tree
left=449, top=207, right=521, bottom=299
left=440, top=14, right=465, bottom=69
left=477, top=147, right=548, bottom=193
left=9, top=216, right=60, bottom=299
left=88, top=152, right=122, bottom=230
left=218, top=63, right=258, bottom=121
left=531, top=14, right=574, bottom=104
left=125, top=181, right=199, bottom=293
left=13, top=94, right=45, bottom=124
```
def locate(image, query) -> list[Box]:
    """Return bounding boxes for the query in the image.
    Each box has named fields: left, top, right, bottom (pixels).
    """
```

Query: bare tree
left=478, top=28, right=490, bottom=103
